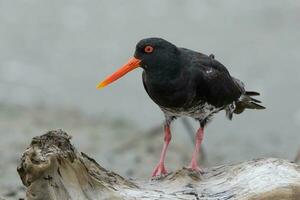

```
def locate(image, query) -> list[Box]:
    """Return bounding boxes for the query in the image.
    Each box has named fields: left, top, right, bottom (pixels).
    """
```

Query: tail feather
left=250, top=102, right=266, bottom=109
left=245, top=91, right=260, bottom=96
left=230, top=77, right=265, bottom=119
left=233, top=91, right=265, bottom=115
left=249, top=97, right=261, bottom=103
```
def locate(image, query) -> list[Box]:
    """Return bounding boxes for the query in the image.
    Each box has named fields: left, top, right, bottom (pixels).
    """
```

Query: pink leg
left=187, top=127, right=204, bottom=173
left=152, top=123, right=171, bottom=177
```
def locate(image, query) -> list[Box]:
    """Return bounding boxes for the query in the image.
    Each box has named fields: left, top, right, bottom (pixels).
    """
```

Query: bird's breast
left=143, top=71, right=194, bottom=108
left=146, top=82, right=189, bottom=108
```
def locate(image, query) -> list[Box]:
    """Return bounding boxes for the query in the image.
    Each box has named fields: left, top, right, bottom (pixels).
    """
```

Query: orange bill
left=96, top=57, right=141, bottom=89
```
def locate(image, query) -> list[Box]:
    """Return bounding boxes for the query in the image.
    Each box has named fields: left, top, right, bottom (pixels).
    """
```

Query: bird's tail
left=234, top=91, right=265, bottom=114
left=226, top=91, right=265, bottom=120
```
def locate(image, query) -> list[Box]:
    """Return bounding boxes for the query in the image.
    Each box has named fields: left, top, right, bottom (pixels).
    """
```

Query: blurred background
left=0, top=0, right=299, bottom=198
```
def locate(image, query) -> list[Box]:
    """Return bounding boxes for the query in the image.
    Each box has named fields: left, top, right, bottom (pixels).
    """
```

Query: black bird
left=97, top=38, right=265, bottom=177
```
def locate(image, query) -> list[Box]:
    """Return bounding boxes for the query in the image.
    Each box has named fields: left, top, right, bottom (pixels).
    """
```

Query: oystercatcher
left=97, top=38, right=265, bottom=177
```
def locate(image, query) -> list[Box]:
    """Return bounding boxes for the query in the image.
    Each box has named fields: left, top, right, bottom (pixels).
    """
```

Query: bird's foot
left=186, top=161, right=204, bottom=174
left=151, top=162, right=168, bottom=177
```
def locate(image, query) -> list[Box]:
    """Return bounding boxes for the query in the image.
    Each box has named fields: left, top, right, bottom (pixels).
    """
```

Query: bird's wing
left=231, top=77, right=246, bottom=94
left=189, top=53, right=242, bottom=107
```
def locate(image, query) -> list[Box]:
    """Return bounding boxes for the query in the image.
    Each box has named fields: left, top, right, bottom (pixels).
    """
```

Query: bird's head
left=97, top=38, right=179, bottom=89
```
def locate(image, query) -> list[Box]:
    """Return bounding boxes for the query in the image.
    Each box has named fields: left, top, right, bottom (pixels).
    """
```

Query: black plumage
left=98, top=37, right=265, bottom=177
left=138, top=38, right=264, bottom=125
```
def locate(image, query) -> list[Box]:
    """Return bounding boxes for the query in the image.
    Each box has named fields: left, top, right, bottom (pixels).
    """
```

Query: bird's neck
left=144, top=64, right=182, bottom=84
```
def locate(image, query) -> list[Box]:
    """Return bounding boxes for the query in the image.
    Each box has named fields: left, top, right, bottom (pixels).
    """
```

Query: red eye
left=144, top=45, right=154, bottom=53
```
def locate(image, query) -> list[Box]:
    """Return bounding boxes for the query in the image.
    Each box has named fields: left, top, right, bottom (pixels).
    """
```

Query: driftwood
left=17, top=129, right=300, bottom=200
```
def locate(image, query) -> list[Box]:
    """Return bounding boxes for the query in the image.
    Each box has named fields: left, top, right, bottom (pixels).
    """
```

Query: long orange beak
left=96, top=57, right=141, bottom=89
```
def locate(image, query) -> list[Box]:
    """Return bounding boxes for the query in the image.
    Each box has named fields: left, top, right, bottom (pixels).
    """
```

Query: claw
left=152, top=163, right=168, bottom=177
left=186, top=160, right=203, bottom=173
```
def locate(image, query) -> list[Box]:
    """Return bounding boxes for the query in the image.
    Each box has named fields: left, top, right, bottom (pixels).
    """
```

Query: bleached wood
left=17, top=130, right=300, bottom=200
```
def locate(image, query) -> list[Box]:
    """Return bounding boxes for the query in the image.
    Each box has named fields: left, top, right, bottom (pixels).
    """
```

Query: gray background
left=0, top=0, right=299, bottom=198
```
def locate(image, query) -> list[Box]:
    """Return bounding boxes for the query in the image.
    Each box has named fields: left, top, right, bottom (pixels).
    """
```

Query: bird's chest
left=143, top=77, right=192, bottom=109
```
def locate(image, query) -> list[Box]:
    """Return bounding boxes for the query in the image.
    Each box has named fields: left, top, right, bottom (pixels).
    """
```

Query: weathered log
left=17, top=129, right=300, bottom=200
